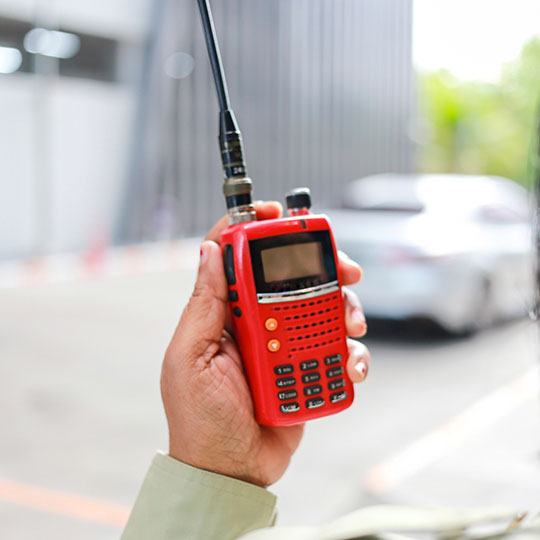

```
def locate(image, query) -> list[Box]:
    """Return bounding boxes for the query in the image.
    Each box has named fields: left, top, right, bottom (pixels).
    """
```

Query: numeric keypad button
left=280, top=402, right=300, bottom=413
left=302, top=372, right=320, bottom=384
left=278, top=390, right=297, bottom=401
left=300, top=360, right=319, bottom=371
left=306, top=397, right=324, bottom=409
left=274, top=364, right=294, bottom=375
left=330, top=391, right=347, bottom=403
left=303, top=384, right=322, bottom=396
left=276, top=377, right=296, bottom=388
left=328, top=379, right=345, bottom=391
left=324, top=354, right=342, bottom=366
left=326, top=366, right=344, bottom=378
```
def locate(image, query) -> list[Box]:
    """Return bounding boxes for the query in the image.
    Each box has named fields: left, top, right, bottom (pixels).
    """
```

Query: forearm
left=121, top=452, right=277, bottom=540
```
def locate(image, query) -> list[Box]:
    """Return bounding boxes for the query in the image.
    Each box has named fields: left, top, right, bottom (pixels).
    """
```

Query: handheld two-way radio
left=196, top=0, right=354, bottom=426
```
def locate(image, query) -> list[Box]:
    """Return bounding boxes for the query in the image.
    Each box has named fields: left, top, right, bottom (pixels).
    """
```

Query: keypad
left=328, top=378, right=345, bottom=391
left=302, top=372, right=320, bottom=384
left=306, top=397, right=324, bottom=409
left=274, top=364, right=294, bottom=375
left=300, top=360, right=319, bottom=371
left=275, top=351, right=347, bottom=414
left=228, top=290, right=238, bottom=302
left=280, top=402, right=300, bottom=413
left=278, top=390, right=297, bottom=401
left=303, top=384, right=322, bottom=396
left=330, top=391, right=347, bottom=403
left=326, top=366, right=344, bottom=378
left=276, top=377, right=296, bottom=388
left=324, top=354, right=342, bottom=366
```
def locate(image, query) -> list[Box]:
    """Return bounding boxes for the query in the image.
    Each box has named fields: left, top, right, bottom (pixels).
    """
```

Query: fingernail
left=199, top=244, right=208, bottom=265
left=355, top=361, right=367, bottom=381
left=352, top=307, right=365, bottom=325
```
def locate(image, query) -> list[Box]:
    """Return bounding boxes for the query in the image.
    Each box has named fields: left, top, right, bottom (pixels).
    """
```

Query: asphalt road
left=0, top=262, right=538, bottom=538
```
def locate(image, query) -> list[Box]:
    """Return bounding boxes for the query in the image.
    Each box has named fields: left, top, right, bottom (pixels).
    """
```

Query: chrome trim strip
left=257, top=281, right=339, bottom=304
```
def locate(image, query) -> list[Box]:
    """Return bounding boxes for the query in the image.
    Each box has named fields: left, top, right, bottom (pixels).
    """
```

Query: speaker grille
left=271, top=293, right=343, bottom=353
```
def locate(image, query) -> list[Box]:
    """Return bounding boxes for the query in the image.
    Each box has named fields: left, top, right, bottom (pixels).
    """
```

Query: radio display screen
left=261, top=242, right=325, bottom=283
left=249, top=231, right=337, bottom=294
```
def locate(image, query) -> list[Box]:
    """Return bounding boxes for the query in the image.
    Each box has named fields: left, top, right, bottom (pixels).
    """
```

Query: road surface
left=0, top=259, right=538, bottom=538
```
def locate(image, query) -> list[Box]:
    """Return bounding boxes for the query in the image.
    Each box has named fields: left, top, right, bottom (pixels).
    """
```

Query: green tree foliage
left=416, top=37, right=540, bottom=189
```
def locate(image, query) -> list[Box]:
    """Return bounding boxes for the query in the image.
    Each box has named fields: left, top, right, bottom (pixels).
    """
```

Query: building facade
left=0, top=0, right=413, bottom=257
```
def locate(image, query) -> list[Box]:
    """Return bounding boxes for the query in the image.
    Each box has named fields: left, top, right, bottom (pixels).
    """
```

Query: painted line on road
left=0, top=477, right=130, bottom=528
left=363, top=363, right=539, bottom=494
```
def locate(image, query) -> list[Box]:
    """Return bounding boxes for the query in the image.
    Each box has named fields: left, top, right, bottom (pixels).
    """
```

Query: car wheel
left=460, top=277, right=494, bottom=336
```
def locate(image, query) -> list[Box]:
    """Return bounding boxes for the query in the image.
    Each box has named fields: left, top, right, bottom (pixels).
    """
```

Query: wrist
left=168, top=446, right=267, bottom=488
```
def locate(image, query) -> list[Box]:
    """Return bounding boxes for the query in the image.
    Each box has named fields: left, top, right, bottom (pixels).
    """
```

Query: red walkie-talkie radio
left=196, top=0, right=354, bottom=426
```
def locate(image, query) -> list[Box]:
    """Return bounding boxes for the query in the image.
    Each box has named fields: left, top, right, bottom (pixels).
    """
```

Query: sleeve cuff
left=121, top=452, right=277, bottom=540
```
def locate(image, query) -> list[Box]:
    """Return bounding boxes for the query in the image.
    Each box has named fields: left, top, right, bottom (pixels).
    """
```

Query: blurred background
left=0, top=0, right=539, bottom=538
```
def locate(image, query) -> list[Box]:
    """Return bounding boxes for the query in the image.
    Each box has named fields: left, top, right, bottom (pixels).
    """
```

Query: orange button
left=267, top=339, right=281, bottom=353
left=265, top=318, right=278, bottom=331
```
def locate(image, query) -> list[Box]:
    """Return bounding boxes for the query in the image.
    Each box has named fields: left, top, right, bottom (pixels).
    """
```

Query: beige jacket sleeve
left=121, top=452, right=277, bottom=540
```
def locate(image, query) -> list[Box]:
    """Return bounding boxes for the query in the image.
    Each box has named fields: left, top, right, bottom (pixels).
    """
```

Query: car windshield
left=342, top=176, right=424, bottom=212
left=342, top=174, right=530, bottom=219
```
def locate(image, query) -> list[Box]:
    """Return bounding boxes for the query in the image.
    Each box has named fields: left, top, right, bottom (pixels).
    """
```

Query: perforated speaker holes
left=283, top=305, right=339, bottom=322
left=272, top=293, right=339, bottom=312
left=289, top=336, right=343, bottom=353
left=285, top=315, right=340, bottom=332
left=288, top=325, right=340, bottom=342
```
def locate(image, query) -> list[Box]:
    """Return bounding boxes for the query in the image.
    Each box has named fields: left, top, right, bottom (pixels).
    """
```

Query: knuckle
left=344, top=286, right=358, bottom=303
left=348, top=339, right=368, bottom=358
left=192, top=282, right=213, bottom=300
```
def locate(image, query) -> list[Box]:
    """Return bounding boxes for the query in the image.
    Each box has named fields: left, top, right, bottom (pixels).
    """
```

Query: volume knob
left=286, top=187, right=311, bottom=216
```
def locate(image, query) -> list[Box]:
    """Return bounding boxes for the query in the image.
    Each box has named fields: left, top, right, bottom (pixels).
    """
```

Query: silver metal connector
left=228, top=206, right=257, bottom=224
left=223, top=176, right=257, bottom=224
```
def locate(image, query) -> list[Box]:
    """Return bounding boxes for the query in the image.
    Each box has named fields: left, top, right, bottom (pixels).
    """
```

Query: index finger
left=205, top=201, right=283, bottom=243
left=338, top=251, right=363, bottom=286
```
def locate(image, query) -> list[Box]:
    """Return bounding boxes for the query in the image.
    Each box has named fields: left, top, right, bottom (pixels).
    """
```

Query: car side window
left=475, top=204, right=530, bottom=224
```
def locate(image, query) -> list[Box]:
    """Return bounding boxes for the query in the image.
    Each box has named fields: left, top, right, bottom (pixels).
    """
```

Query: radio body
left=221, top=213, right=354, bottom=426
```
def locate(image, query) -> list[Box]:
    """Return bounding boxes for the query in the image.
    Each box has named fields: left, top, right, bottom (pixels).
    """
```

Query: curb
left=0, top=239, right=201, bottom=289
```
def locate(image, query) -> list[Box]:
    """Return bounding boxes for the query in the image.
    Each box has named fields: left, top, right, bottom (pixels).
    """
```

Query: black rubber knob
left=286, top=188, right=311, bottom=210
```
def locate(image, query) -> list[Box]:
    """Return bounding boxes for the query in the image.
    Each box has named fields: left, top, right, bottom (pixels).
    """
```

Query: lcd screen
left=261, top=242, right=325, bottom=283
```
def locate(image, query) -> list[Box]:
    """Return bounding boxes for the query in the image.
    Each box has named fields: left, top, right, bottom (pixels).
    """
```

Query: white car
left=326, top=174, right=534, bottom=335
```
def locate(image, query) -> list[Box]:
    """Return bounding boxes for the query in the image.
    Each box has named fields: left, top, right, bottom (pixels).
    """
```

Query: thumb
left=173, top=240, right=229, bottom=361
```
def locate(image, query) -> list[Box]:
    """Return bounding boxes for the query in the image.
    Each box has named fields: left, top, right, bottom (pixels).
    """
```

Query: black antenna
left=196, top=0, right=229, bottom=112
left=196, top=0, right=256, bottom=223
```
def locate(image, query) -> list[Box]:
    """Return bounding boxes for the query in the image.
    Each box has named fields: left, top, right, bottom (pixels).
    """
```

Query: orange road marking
left=0, top=477, right=130, bottom=527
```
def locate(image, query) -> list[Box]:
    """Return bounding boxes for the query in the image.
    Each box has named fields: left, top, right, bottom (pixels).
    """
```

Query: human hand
left=161, top=201, right=371, bottom=487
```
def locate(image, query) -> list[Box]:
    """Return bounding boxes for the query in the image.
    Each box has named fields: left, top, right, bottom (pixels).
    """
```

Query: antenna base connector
left=223, top=176, right=257, bottom=224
